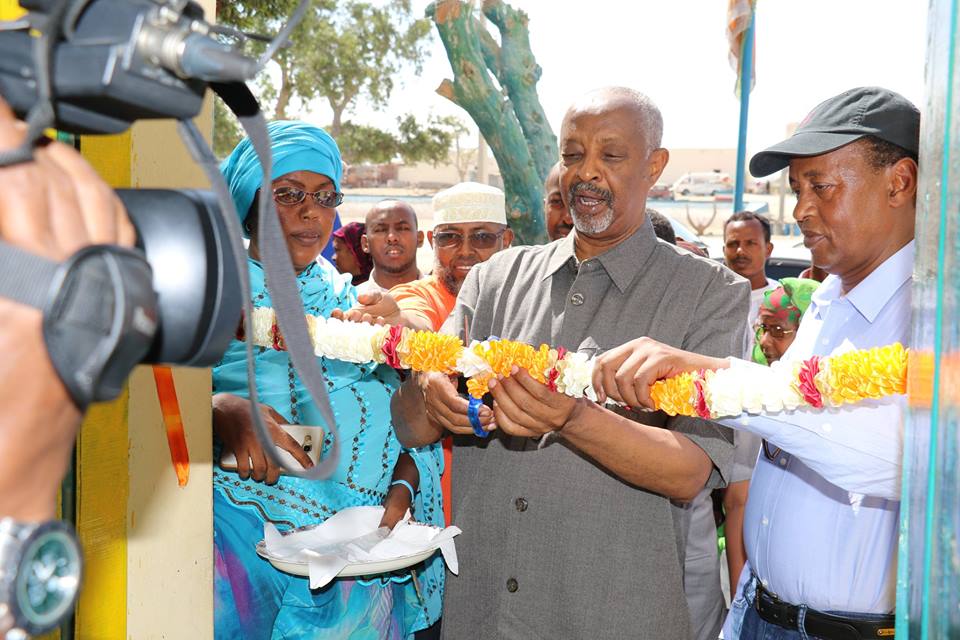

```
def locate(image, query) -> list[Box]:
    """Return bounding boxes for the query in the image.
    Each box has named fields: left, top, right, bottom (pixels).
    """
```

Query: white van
left=671, top=172, right=732, bottom=197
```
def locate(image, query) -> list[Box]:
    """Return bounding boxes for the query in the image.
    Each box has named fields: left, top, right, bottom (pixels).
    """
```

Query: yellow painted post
left=76, top=98, right=217, bottom=640
left=74, top=395, right=131, bottom=639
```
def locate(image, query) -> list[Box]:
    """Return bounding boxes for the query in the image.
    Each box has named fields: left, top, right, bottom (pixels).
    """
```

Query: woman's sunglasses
left=272, top=186, right=344, bottom=209
left=754, top=321, right=796, bottom=340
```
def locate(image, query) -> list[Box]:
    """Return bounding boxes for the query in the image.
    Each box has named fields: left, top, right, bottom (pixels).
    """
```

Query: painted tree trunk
left=428, top=0, right=551, bottom=245
left=481, top=0, right=557, bottom=181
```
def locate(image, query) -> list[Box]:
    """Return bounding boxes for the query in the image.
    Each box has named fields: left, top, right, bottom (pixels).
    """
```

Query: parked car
left=671, top=171, right=733, bottom=197
left=765, top=255, right=810, bottom=281
left=649, top=183, right=674, bottom=200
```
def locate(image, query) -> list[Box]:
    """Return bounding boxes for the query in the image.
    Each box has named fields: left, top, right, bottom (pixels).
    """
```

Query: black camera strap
left=176, top=81, right=339, bottom=481
left=0, top=240, right=157, bottom=408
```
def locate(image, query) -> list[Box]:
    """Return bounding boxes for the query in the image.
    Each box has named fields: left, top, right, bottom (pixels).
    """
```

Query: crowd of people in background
left=202, top=83, right=917, bottom=640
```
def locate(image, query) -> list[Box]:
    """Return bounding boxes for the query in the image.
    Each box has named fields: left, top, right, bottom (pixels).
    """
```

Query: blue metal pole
left=733, top=8, right=755, bottom=213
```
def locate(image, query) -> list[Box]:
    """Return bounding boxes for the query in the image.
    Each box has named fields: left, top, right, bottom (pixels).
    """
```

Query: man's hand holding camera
left=0, top=96, right=135, bottom=523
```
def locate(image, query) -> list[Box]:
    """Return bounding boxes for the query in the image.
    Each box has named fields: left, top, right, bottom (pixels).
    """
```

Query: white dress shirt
left=721, top=241, right=912, bottom=619
left=747, top=277, right=780, bottom=332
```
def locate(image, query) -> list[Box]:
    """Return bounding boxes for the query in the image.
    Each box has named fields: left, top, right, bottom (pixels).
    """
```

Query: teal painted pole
left=733, top=8, right=755, bottom=213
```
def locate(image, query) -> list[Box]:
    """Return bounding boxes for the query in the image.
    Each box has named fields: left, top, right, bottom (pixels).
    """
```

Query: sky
left=292, top=0, right=928, bottom=157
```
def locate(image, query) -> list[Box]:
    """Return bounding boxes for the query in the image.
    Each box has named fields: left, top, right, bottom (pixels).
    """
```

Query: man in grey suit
left=392, top=86, right=749, bottom=639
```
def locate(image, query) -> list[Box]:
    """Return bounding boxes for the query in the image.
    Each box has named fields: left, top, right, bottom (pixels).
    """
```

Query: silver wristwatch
left=0, top=519, right=82, bottom=639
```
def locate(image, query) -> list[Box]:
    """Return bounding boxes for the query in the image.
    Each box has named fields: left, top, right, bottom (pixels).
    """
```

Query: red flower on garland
left=546, top=346, right=568, bottom=392
left=693, top=372, right=712, bottom=419
left=235, top=314, right=245, bottom=342
left=381, top=325, right=405, bottom=369
left=797, top=356, right=823, bottom=408
left=271, top=320, right=285, bottom=351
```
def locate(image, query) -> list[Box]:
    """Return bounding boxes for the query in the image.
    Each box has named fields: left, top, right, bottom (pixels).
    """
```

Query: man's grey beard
left=438, top=266, right=461, bottom=296
left=568, top=182, right=615, bottom=235
left=570, top=205, right=615, bottom=234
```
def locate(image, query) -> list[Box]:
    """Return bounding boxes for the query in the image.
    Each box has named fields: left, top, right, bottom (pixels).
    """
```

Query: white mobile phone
left=219, top=424, right=325, bottom=473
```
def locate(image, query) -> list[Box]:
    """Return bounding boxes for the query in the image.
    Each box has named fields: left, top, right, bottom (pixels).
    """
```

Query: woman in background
left=332, top=221, right=373, bottom=285
left=752, top=277, right=820, bottom=364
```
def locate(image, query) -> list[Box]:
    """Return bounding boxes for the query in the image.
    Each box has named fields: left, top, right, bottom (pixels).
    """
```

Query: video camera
left=0, top=0, right=260, bottom=405
left=0, top=0, right=338, bottom=477
left=0, top=0, right=348, bottom=635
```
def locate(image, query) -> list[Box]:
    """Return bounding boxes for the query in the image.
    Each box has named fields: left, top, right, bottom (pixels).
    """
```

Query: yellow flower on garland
left=465, top=340, right=554, bottom=397
left=818, top=343, right=908, bottom=407
left=401, top=331, right=464, bottom=374
left=650, top=372, right=699, bottom=417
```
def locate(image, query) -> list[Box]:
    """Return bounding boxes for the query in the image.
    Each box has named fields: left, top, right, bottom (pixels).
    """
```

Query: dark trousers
left=414, top=619, right=441, bottom=640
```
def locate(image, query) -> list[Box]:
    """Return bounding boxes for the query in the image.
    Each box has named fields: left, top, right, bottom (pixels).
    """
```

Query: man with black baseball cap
left=587, top=86, right=919, bottom=639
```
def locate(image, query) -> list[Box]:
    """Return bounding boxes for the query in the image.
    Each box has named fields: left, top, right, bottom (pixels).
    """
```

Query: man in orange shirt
left=390, top=182, right=514, bottom=524
left=392, top=182, right=514, bottom=333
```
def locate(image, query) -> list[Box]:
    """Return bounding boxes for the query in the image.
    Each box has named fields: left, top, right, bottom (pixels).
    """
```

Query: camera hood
left=119, top=188, right=241, bottom=367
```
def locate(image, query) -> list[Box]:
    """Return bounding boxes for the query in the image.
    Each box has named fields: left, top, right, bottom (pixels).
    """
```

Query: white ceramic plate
left=255, top=541, right=437, bottom=578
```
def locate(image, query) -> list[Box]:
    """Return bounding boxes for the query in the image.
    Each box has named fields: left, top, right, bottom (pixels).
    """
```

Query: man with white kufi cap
left=390, top=181, right=514, bottom=334
left=387, top=182, right=515, bottom=550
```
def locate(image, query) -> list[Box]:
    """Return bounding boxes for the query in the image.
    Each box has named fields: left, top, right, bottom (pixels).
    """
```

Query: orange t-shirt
left=389, top=274, right=458, bottom=525
left=390, top=274, right=458, bottom=332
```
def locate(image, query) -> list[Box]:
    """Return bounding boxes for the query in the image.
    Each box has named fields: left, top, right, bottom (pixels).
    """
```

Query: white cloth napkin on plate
left=262, top=505, right=461, bottom=588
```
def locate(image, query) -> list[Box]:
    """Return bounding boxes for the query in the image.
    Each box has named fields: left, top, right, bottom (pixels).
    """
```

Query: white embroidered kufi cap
left=432, top=181, right=507, bottom=229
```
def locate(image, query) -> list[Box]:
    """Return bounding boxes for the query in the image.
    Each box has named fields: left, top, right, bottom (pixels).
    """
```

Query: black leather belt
left=755, top=582, right=895, bottom=640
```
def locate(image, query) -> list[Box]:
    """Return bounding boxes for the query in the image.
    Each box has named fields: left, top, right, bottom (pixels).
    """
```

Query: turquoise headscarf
left=220, top=120, right=343, bottom=235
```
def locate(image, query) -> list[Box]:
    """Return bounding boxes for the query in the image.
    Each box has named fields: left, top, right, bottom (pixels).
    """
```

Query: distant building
left=393, top=147, right=502, bottom=190
left=660, top=148, right=737, bottom=185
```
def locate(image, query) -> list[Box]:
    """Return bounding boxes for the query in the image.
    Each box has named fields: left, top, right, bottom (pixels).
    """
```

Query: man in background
left=391, top=181, right=514, bottom=333
left=389, top=181, right=514, bottom=528
left=723, top=211, right=778, bottom=330
left=648, top=209, right=677, bottom=244
left=543, top=161, right=574, bottom=241
left=357, top=199, right=423, bottom=296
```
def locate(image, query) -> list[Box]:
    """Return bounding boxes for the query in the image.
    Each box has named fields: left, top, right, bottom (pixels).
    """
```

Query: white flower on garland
left=251, top=307, right=276, bottom=346
left=556, top=351, right=598, bottom=402
left=312, top=316, right=383, bottom=364
left=457, top=342, right=493, bottom=377
left=704, top=367, right=745, bottom=418
left=762, top=360, right=804, bottom=412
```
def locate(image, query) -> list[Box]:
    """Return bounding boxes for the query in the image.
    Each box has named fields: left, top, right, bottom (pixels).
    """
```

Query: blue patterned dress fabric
left=213, top=258, right=445, bottom=639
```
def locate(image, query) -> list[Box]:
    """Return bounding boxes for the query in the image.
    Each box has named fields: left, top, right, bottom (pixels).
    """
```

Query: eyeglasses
left=754, top=322, right=795, bottom=340
left=272, top=186, right=343, bottom=209
left=433, top=230, right=505, bottom=250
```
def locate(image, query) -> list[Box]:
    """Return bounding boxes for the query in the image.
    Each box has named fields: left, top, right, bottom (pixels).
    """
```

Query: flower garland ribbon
left=152, top=365, right=190, bottom=487
left=238, top=308, right=909, bottom=419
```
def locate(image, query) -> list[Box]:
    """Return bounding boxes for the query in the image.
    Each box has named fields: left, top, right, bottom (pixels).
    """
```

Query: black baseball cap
left=750, top=86, right=920, bottom=177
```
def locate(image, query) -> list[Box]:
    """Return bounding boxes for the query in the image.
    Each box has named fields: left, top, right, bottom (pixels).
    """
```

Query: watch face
left=14, top=525, right=82, bottom=634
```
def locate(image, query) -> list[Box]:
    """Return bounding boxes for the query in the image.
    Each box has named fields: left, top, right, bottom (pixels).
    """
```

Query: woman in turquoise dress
left=212, top=121, right=444, bottom=639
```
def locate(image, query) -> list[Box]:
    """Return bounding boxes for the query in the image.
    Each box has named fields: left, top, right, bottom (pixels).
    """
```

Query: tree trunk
left=428, top=0, right=548, bottom=245
left=482, top=0, right=557, bottom=182
left=330, top=103, right=344, bottom=138
left=275, top=57, right=292, bottom=120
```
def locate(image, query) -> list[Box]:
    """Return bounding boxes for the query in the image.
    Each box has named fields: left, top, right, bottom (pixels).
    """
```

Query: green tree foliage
left=213, top=96, right=244, bottom=159
left=335, top=114, right=465, bottom=166
left=396, top=114, right=466, bottom=166
left=335, top=121, right=398, bottom=164
left=217, top=0, right=431, bottom=135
